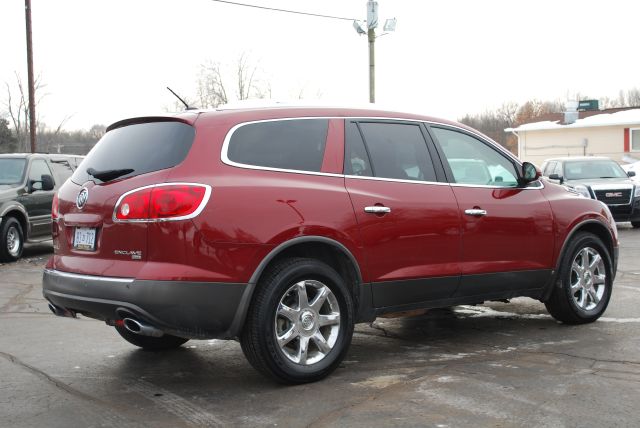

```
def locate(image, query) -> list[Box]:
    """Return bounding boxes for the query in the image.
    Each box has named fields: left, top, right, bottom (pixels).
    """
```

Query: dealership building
left=506, top=106, right=640, bottom=167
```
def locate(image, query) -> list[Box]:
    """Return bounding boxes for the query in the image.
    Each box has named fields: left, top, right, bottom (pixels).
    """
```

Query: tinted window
left=344, top=121, right=372, bottom=176
left=358, top=122, right=436, bottom=181
left=72, top=121, right=195, bottom=184
left=0, top=159, right=26, bottom=185
left=432, top=127, right=518, bottom=187
left=228, top=119, right=328, bottom=172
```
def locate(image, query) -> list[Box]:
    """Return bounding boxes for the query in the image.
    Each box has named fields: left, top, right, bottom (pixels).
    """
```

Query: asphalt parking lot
left=2, top=227, right=640, bottom=428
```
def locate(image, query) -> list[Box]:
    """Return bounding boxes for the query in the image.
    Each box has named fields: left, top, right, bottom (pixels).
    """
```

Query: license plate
left=74, top=227, right=96, bottom=251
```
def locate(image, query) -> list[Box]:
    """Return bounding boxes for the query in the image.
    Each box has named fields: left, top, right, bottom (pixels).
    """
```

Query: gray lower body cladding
left=42, top=269, right=246, bottom=339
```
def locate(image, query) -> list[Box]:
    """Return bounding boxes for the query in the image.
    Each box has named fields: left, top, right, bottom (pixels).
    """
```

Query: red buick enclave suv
left=43, top=106, right=618, bottom=383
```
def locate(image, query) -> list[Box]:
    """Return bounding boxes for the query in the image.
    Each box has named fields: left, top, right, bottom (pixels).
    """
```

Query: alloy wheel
left=570, top=247, right=606, bottom=311
left=274, top=280, right=341, bottom=365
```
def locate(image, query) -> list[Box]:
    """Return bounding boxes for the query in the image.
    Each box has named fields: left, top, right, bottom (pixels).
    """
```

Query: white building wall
left=518, top=125, right=634, bottom=167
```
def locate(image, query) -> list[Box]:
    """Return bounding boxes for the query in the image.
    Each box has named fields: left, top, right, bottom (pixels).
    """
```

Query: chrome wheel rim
left=570, top=247, right=606, bottom=311
left=6, top=226, right=20, bottom=257
left=274, top=280, right=341, bottom=365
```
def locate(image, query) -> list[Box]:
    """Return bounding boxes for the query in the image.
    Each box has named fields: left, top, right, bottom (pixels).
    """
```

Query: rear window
left=227, top=119, right=329, bottom=172
left=72, top=121, right=195, bottom=184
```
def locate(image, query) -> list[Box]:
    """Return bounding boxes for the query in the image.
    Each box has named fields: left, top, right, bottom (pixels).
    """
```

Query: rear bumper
left=42, top=269, right=247, bottom=339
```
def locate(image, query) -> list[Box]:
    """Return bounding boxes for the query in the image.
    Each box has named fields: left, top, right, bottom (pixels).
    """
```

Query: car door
left=343, top=120, right=461, bottom=309
left=428, top=125, right=554, bottom=298
left=22, top=158, right=55, bottom=238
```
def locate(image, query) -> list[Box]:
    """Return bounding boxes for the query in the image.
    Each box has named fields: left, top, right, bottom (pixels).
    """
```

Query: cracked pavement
left=1, top=228, right=640, bottom=427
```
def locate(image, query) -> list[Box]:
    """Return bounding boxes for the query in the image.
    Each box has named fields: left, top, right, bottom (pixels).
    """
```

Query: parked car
left=0, top=153, right=82, bottom=262
left=541, top=156, right=640, bottom=227
left=44, top=107, right=618, bottom=384
left=621, top=160, right=640, bottom=183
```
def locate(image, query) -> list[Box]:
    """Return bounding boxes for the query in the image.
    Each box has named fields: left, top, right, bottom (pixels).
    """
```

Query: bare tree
left=196, top=53, right=266, bottom=108
left=197, top=61, right=228, bottom=108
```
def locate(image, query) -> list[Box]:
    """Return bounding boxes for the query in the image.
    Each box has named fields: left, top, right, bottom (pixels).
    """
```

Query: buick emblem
left=76, top=188, right=89, bottom=209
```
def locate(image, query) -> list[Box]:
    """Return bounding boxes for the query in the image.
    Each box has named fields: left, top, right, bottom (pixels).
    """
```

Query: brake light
left=51, top=192, right=59, bottom=219
left=115, top=184, right=210, bottom=221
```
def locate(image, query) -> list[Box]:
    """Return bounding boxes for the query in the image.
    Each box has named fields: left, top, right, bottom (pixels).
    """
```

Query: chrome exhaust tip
left=123, top=318, right=164, bottom=338
left=48, top=302, right=76, bottom=318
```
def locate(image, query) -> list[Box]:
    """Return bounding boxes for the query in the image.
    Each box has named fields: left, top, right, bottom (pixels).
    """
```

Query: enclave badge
left=76, top=188, right=89, bottom=209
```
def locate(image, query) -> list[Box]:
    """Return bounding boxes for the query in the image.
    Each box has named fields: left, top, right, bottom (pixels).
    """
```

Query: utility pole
left=25, top=0, right=37, bottom=153
left=366, top=0, right=378, bottom=103
left=354, top=2, right=395, bottom=104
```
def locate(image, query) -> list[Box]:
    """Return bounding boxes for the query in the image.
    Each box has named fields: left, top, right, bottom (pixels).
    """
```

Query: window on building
left=632, top=128, right=640, bottom=151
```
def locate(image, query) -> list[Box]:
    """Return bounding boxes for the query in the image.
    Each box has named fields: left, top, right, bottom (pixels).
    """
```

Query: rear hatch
left=52, top=118, right=197, bottom=278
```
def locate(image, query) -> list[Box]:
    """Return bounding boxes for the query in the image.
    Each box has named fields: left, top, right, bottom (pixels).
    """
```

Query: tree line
left=2, top=61, right=640, bottom=156
left=459, top=89, right=640, bottom=154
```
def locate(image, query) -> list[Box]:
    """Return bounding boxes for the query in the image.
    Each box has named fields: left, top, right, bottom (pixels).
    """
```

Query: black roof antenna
left=166, top=87, right=197, bottom=110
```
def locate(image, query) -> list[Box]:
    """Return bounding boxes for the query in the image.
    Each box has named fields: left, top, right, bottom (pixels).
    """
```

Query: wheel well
left=2, top=210, right=27, bottom=237
left=575, top=222, right=614, bottom=261
left=260, top=241, right=361, bottom=308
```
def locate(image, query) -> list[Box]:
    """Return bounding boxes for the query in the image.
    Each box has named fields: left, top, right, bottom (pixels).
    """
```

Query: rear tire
left=115, top=325, right=189, bottom=351
left=240, top=258, right=354, bottom=384
left=0, top=217, right=24, bottom=263
left=545, top=232, right=612, bottom=324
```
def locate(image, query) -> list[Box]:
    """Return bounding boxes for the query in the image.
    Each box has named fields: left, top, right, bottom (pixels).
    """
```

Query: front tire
left=240, top=258, right=354, bottom=384
left=115, top=325, right=189, bottom=351
left=0, top=217, right=24, bottom=263
left=631, top=221, right=640, bottom=229
left=545, top=232, right=612, bottom=324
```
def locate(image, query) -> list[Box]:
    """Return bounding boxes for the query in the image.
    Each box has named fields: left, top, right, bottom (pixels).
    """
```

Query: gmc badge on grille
left=605, top=192, right=623, bottom=198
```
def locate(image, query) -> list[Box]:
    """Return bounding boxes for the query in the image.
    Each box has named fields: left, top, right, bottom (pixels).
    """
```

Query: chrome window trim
left=220, top=116, right=541, bottom=189
left=112, top=182, right=212, bottom=223
left=44, top=268, right=134, bottom=284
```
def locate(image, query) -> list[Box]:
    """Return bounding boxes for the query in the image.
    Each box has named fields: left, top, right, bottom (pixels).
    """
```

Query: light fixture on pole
left=353, top=1, right=396, bottom=103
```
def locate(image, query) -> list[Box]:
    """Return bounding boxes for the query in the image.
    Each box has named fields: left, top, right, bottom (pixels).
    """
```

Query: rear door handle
left=464, top=209, right=487, bottom=216
left=364, top=206, right=391, bottom=214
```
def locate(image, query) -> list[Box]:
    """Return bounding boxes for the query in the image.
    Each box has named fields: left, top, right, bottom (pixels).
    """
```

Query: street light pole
left=25, top=0, right=36, bottom=153
left=366, top=0, right=378, bottom=104
left=368, top=27, right=375, bottom=103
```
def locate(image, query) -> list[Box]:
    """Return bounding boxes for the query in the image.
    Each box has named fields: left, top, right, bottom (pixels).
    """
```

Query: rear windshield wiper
left=86, top=167, right=134, bottom=182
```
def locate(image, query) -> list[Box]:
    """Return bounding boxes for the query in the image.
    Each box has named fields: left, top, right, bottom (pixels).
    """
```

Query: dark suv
left=43, top=108, right=618, bottom=383
left=0, top=153, right=82, bottom=262
left=541, top=156, right=640, bottom=227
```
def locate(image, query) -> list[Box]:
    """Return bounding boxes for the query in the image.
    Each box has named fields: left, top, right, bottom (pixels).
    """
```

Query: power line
left=208, top=0, right=357, bottom=21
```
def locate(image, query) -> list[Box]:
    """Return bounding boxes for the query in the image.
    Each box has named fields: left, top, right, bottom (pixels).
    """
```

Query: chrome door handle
left=464, top=209, right=487, bottom=216
left=364, top=206, right=391, bottom=214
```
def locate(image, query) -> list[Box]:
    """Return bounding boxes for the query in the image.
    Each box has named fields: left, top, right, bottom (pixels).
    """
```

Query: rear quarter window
left=72, top=121, right=195, bottom=184
left=226, top=119, right=329, bottom=172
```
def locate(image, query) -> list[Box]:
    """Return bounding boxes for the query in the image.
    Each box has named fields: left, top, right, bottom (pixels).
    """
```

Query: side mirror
left=628, top=171, right=636, bottom=178
left=41, top=174, right=54, bottom=191
left=29, top=174, right=54, bottom=192
left=548, top=173, right=564, bottom=184
left=520, top=162, right=541, bottom=185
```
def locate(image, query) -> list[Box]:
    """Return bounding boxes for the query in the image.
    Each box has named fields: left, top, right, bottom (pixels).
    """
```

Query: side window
left=28, top=159, right=53, bottom=190
left=49, top=160, right=74, bottom=182
left=344, top=121, right=372, bottom=176
left=431, top=127, right=518, bottom=187
left=358, top=122, right=437, bottom=182
left=554, top=162, right=563, bottom=176
left=543, top=161, right=557, bottom=176
left=227, top=119, right=329, bottom=172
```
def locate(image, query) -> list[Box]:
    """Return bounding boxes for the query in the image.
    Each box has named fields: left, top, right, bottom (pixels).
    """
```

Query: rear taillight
left=51, top=192, right=59, bottom=220
left=114, top=183, right=211, bottom=222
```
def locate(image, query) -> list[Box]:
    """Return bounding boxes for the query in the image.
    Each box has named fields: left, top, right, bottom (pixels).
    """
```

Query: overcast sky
left=1, top=0, right=639, bottom=131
